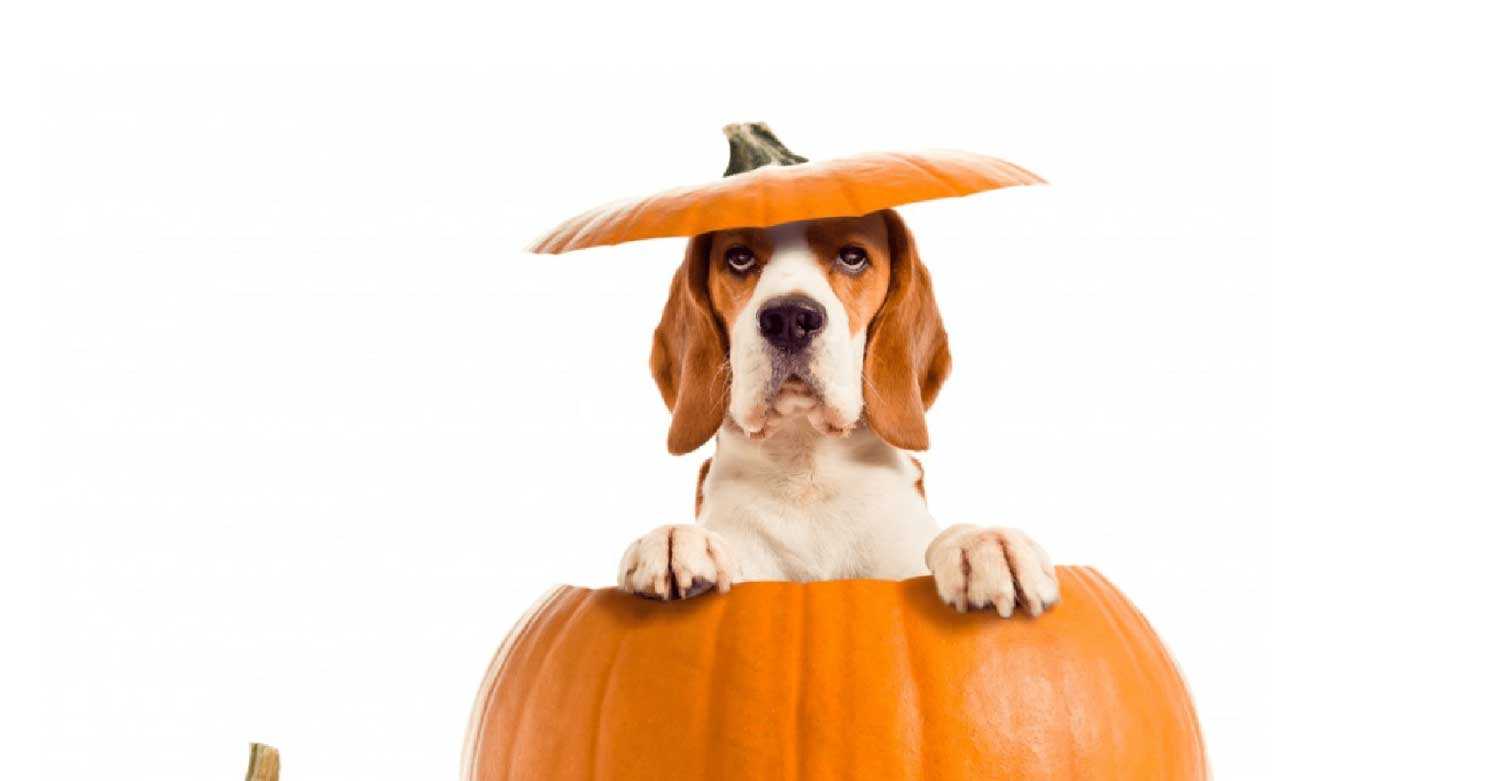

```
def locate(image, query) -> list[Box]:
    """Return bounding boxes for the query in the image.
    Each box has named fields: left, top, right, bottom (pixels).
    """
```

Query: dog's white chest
left=696, top=426, right=937, bottom=581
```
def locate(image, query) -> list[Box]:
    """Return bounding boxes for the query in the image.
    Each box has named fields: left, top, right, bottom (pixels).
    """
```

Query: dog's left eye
left=836, top=245, right=869, bottom=272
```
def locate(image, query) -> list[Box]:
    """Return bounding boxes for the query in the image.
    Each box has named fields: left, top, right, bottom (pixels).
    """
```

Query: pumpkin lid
left=528, top=122, right=1045, bottom=254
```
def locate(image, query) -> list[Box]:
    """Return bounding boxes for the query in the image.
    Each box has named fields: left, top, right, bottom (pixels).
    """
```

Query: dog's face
left=651, top=209, right=950, bottom=454
left=707, top=214, right=892, bottom=441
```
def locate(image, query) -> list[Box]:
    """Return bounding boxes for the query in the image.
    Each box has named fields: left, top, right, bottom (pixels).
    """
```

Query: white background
left=7, top=3, right=1498, bottom=780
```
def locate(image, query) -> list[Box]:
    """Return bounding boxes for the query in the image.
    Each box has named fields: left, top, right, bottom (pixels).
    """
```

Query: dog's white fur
left=618, top=217, right=1059, bottom=616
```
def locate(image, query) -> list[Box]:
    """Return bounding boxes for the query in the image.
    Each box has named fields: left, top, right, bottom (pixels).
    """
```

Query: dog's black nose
left=758, top=296, right=827, bottom=352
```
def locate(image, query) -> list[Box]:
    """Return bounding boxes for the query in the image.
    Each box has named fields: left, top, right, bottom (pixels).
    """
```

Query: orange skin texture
left=464, top=570, right=1207, bottom=781
left=529, top=150, right=1044, bottom=254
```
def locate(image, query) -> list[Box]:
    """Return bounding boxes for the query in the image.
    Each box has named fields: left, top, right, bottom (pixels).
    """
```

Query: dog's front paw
left=926, top=524, right=1060, bottom=617
left=617, top=525, right=736, bottom=601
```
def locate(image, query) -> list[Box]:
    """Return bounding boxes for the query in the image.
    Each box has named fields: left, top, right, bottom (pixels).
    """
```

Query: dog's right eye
left=724, top=245, right=757, bottom=273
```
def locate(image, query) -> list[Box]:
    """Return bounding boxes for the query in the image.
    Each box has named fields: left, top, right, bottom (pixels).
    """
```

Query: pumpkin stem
left=244, top=743, right=280, bottom=781
left=722, top=122, right=808, bottom=176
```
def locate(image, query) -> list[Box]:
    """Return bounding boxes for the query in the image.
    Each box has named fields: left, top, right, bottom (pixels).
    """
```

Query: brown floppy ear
left=650, top=234, right=730, bottom=455
left=863, top=209, right=952, bottom=451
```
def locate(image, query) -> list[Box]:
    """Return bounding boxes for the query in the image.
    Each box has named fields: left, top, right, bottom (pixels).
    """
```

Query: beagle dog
left=618, top=209, right=1059, bottom=617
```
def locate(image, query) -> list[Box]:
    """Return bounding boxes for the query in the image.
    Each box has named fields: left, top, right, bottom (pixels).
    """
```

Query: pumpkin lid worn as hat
left=528, top=122, right=1045, bottom=254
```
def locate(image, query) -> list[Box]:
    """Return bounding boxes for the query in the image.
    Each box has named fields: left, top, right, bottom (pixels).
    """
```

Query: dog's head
left=650, top=209, right=950, bottom=454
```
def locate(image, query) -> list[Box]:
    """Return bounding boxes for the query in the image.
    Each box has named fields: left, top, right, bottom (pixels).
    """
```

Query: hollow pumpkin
left=463, top=569, right=1206, bottom=781
left=528, top=122, right=1044, bottom=254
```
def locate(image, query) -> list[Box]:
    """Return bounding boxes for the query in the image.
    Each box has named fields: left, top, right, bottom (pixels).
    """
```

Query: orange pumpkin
left=528, top=122, right=1044, bottom=254
left=463, top=569, right=1206, bottom=780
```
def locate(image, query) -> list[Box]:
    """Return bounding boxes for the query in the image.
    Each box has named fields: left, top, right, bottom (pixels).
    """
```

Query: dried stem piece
left=244, top=743, right=280, bottom=781
left=722, top=122, right=807, bottom=176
